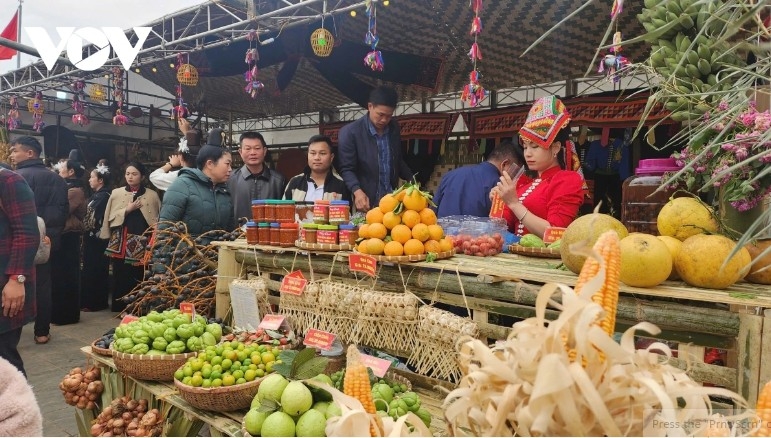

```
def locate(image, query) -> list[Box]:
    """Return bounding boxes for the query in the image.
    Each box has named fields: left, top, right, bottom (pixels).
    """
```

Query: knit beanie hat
left=0, top=358, right=43, bottom=436
left=519, top=96, right=571, bottom=149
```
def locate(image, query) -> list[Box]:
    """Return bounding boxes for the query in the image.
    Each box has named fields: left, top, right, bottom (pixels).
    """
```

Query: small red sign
left=180, top=302, right=196, bottom=318
left=120, top=315, right=139, bottom=325
left=280, top=271, right=307, bottom=295
left=543, top=227, right=566, bottom=244
left=489, top=192, right=505, bottom=218
left=349, top=254, right=377, bottom=277
left=360, top=353, right=392, bottom=378
left=258, top=314, right=285, bottom=330
left=303, top=328, right=336, bottom=351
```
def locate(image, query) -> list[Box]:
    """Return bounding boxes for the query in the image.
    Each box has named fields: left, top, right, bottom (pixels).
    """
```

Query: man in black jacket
left=9, top=136, right=69, bottom=345
left=338, top=86, right=413, bottom=212
left=227, top=131, right=285, bottom=222
left=283, top=135, right=350, bottom=203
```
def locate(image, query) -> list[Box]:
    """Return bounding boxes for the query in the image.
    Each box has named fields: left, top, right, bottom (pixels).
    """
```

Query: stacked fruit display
left=221, top=327, right=296, bottom=349
left=174, top=341, right=281, bottom=388
left=112, top=309, right=222, bottom=355
left=636, top=0, right=744, bottom=121
left=59, top=365, right=104, bottom=410
left=91, top=396, right=163, bottom=437
left=356, top=183, right=453, bottom=258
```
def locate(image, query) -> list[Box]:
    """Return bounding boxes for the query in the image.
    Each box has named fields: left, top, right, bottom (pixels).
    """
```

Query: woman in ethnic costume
left=80, top=162, right=112, bottom=311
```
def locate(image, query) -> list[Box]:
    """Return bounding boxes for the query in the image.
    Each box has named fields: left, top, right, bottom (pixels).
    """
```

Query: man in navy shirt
left=434, top=140, right=521, bottom=217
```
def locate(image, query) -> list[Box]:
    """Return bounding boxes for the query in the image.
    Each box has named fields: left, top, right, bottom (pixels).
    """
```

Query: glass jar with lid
left=328, top=200, right=351, bottom=225
left=269, top=222, right=281, bottom=246
left=296, top=201, right=314, bottom=222
left=279, top=223, right=299, bottom=247
left=302, top=223, right=318, bottom=244
left=338, top=224, right=358, bottom=246
left=251, top=200, right=266, bottom=222
left=313, top=200, right=330, bottom=224
left=621, top=158, right=681, bottom=234
left=276, top=200, right=296, bottom=223
left=257, top=222, right=270, bottom=245
left=317, top=224, right=338, bottom=245
left=245, top=221, right=258, bottom=245
left=264, top=200, right=278, bottom=223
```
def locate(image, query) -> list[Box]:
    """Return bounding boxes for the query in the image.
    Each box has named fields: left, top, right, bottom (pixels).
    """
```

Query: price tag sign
left=180, top=302, right=196, bottom=318
left=120, top=315, right=139, bottom=325
left=360, top=353, right=392, bottom=378
left=543, top=227, right=566, bottom=244
left=280, top=270, right=307, bottom=295
left=488, top=192, right=505, bottom=218
left=349, top=254, right=377, bottom=277
left=258, top=314, right=285, bottom=331
left=303, top=328, right=336, bottom=351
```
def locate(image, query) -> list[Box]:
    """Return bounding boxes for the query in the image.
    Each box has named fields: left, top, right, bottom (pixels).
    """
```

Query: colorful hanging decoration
left=170, top=53, right=190, bottom=118
left=7, top=96, right=20, bottom=130
left=610, top=0, right=624, bottom=20
left=176, top=53, right=199, bottom=86
left=311, top=27, right=334, bottom=57
left=89, top=83, right=106, bottom=102
left=112, top=67, right=129, bottom=126
left=70, top=80, right=89, bottom=127
left=244, top=32, right=264, bottom=98
left=461, top=0, right=487, bottom=107
left=27, top=92, right=45, bottom=133
left=363, top=0, right=384, bottom=71
left=598, top=31, right=629, bottom=82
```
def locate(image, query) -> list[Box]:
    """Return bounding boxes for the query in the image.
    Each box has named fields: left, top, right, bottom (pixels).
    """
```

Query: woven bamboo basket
left=384, top=370, right=413, bottom=392
left=174, top=377, right=263, bottom=411
left=508, top=244, right=561, bottom=259
left=407, top=306, right=479, bottom=382
left=111, top=349, right=197, bottom=381
left=354, top=249, right=455, bottom=263
left=279, top=281, right=320, bottom=334
left=316, top=281, right=362, bottom=343
left=90, top=340, right=112, bottom=357
left=230, top=278, right=273, bottom=320
left=354, top=290, right=419, bottom=352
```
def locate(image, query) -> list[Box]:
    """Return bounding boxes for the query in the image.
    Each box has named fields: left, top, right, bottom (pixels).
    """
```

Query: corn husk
left=442, top=282, right=758, bottom=437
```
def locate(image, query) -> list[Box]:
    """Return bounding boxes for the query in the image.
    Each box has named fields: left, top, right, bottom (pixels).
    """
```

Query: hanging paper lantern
left=310, top=28, right=334, bottom=57
left=27, top=93, right=44, bottom=115
left=89, top=84, right=106, bottom=102
left=176, top=64, right=199, bottom=86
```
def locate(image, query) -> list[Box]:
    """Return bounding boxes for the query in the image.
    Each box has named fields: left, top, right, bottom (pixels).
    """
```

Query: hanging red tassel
left=468, top=42, right=482, bottom=61
left=610, top=0, right=623, bottom=20
left=470, top=17, right=482, bottom=35
left=470, top=0, right=482, bottom=14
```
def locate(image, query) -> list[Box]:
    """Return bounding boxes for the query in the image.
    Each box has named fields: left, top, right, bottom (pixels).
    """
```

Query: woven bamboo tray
left=174, top=377, right=263, bottom=412
left=508, top=244, right=561, bottom=259
left=384, top=370, right=412, bottom=391
left=354, top=249, right=455, bottom=263
left=294, top=240, right=352, bottom=251
left=90, top=340, right=112, bottom=357
left=111, top=349, right=198, bottom=382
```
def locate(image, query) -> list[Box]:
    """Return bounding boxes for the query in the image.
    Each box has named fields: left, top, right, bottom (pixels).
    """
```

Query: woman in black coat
left=80, top=163, right=111, bottom=311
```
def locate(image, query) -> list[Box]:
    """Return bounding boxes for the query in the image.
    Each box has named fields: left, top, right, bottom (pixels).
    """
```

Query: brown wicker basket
left=508, top=244, right=561, bottom=259
left=174, top=377, right=263, bottom=411
left=354, top=249, right=455, bottom=263
left=384, top=370, right=413, bottom=392
left=91, top=340, right=112, bottom=357
left=111, top=349, right=197, bottom=382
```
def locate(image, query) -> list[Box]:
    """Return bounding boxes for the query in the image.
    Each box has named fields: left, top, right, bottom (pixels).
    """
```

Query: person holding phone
left=434, top=140, right=521, bottom=218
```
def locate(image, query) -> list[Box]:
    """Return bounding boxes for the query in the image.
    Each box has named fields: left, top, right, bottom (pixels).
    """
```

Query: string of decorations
left=28, top=91, right=45, bottom=133
left=70, top=80, right=89, bottom=127
left=172, top=53, right=190, bottom=118
left=461, top=0, right=487, bottom=107
left=6, top=96, right=20, bottom=130
left=598, top=0, right=630, bottom=82
left=363, top=0, right=383, bottom=71
left=244, top=31, right=264, bottom=98
left=112, top=67, right=129, bottom=126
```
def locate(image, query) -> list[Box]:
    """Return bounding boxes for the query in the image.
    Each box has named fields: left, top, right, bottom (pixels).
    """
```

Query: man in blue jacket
left=338, top=86, right=413, bottom=212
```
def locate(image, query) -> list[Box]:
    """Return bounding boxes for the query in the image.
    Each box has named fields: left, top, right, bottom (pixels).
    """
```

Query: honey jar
left=279, top=223, right=299, bottom=247
left=245, top=221, right=258, bottom=245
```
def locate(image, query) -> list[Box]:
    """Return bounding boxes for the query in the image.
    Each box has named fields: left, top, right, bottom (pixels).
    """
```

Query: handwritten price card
left=543, top=227, right=566, bottom=244
left=349, top=254, right=377, bottom=277
left=360, top=353, right=392, bottom=377
left=120, top=315, right=139, bottom=325
left=280, top=270, right=307, bottom=295
left=258, top=314, right=285, bottom=331
left=179, top=302, right=196, bottom=318
left=303, top=329, right=336, bottom=351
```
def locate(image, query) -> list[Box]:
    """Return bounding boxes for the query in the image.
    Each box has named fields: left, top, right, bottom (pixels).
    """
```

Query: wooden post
left=215, top=247, right=240, bottom=319
left=759, top=308, right=771, bottom=392
left=737, top=312, right=763, bottom=405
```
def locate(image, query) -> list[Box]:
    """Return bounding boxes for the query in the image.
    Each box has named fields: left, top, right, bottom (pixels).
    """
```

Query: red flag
left=0, top=11, right=19, bottom=60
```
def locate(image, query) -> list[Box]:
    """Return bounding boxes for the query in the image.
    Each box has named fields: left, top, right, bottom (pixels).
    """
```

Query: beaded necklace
left=516, top=178, right=542, bottom=236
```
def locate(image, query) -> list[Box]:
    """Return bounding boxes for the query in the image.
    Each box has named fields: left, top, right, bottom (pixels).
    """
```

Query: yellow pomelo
left=656, top=197, right=718, bottom=241
left=619, top=233, right=672, bottom=287
left=744, top=240, right=771, bottom=285
left=560, top=213, right=629, bottom=274
left=675, top=234, right=751, bottom=289
left=656, top=235, right=683, bottom=280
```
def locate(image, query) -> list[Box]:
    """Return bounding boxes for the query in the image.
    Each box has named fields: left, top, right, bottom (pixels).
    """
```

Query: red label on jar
left=329, top=205, right=349, bottom=223
left=317, top=230, right=338, bottom=245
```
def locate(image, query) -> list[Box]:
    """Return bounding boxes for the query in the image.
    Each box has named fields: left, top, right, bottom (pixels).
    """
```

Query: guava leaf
left=290, top=347, right=318, bottom=378
left=425, top=252, right=437, bottom=263
left=274, top=350, right=298, bottom=378
left=295, top=357, right=331, bottom=380
left=256, top=399, right=279, bottom=413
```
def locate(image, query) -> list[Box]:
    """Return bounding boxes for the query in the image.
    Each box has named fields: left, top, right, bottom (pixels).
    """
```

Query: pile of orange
left=356, top=191, right=453, bottom=257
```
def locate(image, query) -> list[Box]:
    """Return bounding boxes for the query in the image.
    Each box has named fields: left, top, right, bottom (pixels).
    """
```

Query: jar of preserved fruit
left=264, top=200, right=277, bottom=223
left=280, top=223, right=299, bottom=247
left=276, top=200, right=296, bottom=223
left=296, top=201, right=314, bottom=222
left=328, top=200, right=351, bottom=225
left=317, top=224, right=338, bottom=245
left=245, top=221, right=258, bottom=245
left=251, top=200, right=266, bottom=222
left=257, top=222, right=270, bottom=245
left=269, top=222, right=281, bottom=246
left=313, top=200, right=330, bottom=224
left=338, top=224, right=358, bottom=246
left=302, top=223, right=318, bottom=244
left=621, top=158, right=681, bottom=234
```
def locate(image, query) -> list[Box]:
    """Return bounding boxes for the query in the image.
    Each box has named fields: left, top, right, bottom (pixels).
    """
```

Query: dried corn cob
left=752, top=381, right=771, bottom=436
left=574, top=230, right=621, bottom=336
left=344, top=345, right=379, bottom=436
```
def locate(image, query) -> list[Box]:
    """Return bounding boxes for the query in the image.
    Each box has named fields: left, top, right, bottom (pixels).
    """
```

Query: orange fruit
left=367, top=238, right=385, bottom=255
left=394, top=190, right=406, bottom=202
left=419, top=208, right=437, bottom=225
left=403, top=239, right=425, bottom=256
left=379, top=194, right=399, bottom=214
left=427, top=224, right=444, bottom=241
left=424, top=239, right=441, bottom=254
left=358, top=223, right=371, bottom=239
left=366, top=208, right=384, bottom=224
left=411, top=223, right=430, bottom=242
left=439, top=237, right=453, bottom=252
left=390, top=224, right=412, bottom=244
left=401, top=210, right=421, bottom=229
left=357, top=240, right=369, bottom=254
left=382, top=211, right=402, bottom=230
left=384, top=241, right=404, bottom=256
left=368, top=223, right=388, bottom=240
left=403, top=190, right=428, bottom=211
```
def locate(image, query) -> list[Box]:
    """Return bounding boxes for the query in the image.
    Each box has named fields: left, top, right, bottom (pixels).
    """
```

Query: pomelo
left=744, top=240, right=771, bottom=285
left=560, top=213, right=629, bottom=274
left=657, top=197, right=718, bottom=241
left=260, top=411, right=296, bottom=437
left=619, top=233, right=672, bottom=287
left=295, top=408, right=328, bottom=437
left=257, top=373, right=289, bottom=403
left=656, top=236, right=683, bottom=280
left=675, top=234, right=752, bottom=289
left=281, top=381, right=314, bottom=416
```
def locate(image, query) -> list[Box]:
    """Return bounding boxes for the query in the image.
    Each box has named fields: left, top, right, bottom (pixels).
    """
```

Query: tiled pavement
left=19, top=309, right=118, bottom=437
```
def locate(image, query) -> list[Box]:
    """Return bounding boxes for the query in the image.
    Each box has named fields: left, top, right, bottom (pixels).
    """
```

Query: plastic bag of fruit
left=438, top=216, right=507, bottom=257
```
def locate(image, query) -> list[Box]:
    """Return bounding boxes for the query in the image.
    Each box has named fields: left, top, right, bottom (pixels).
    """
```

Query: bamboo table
left=213, top=240, right=771, bottom=406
